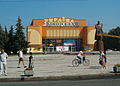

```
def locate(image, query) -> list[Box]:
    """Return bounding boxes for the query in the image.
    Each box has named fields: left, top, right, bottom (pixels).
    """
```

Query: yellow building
left=27, top=17, right=96, bottom=53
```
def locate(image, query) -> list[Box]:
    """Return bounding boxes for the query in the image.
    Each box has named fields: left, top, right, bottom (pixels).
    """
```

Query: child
left=99, top=50, right=104, bottom=67
left=103, top=51, right=107, bottom=69
left=99, top=50, right=107, bottom=69
left=28, top=52, right=33, bottom=68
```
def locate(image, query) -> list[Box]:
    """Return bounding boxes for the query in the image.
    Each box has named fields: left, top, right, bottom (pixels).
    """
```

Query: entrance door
left=43, top=39, right=57, bottom=53
left=43, top=39, right=83, bottom=52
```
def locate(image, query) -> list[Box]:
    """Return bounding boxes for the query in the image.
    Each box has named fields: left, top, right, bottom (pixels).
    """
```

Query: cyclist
left=77, top=51, right=85, bottom=63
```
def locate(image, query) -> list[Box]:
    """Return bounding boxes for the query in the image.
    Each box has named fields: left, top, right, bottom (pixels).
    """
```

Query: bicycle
left=72, top=58, right=90, bottom=67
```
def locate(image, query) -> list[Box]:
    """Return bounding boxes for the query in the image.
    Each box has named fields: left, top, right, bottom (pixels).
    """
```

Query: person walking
left=0, top=49, right=8, bottom=76
left=99, top=50, right=106, bottom=68
left=17, top=49, right=26, bottom=68
left=28, top=52, right=33, bottom=68
left=103, top=51, right=107, bottom=68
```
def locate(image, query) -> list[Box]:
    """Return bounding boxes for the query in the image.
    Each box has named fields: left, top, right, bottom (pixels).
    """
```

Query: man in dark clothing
left=28, top=52, right=33, bottom=68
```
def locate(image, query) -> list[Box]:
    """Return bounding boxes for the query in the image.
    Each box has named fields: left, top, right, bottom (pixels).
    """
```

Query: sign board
left=44, top=22, right=79, bottom=26
left=43, top=18, right=80, bottom=26
left=63, top=39, right=76, bottom=45
left=56, top=46, right=69, bottom=52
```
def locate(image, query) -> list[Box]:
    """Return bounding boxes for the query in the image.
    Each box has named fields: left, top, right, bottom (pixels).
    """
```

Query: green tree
left=13, top=16, right=29, bottom=54
left=4, top=26, right=9, bottom=52
left=104, top=27, right=120, bottom=50
left=6, top=25, right=15, bottom=54
left=0, top=24, right=6, bottom=49
left=4, top=26, right=8, bottom=36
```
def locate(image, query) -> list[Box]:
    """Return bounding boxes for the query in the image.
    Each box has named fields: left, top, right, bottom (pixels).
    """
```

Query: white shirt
left=99, top=52, right=104, bottom=60
left=77, top=51, right=83, bottom=57
left=0, top=53, right=8, bottom=62
left=18, top=51, right=23, bottom=58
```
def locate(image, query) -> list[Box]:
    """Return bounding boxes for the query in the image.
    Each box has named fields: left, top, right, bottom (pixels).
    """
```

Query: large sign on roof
left=31, top=17, right=86, bottom=26
left=43, top=18, right=79, bottom=26
left=44, top=22, right=79, bottom=26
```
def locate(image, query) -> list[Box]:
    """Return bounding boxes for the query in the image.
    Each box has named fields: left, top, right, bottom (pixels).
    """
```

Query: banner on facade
left=63, top=39, right=76, bottom=46
left=56, top=46, right=69, bottom=52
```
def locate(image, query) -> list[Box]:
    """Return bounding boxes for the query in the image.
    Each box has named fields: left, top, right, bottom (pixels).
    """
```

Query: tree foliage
left=4, top=26, right=9, bottom=53
left=104, top=27, right=120, bottom=50
left=6, top=25, right=15, bottom=54
left=13, top=16, right=29, bottom=54
left=0, top=24, right=5, bottom=49
left=0, top=16, right=29, bottom=54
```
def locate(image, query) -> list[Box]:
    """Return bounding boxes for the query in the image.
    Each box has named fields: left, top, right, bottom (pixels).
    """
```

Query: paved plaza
left=0, top=52, right=120, bottom=81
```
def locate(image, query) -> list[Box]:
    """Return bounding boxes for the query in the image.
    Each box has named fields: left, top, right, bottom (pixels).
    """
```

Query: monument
left=95, top=21, right=104, bottom=51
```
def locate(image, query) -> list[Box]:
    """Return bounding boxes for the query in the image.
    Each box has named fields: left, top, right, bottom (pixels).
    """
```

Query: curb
left=0, top=73, right=120, bottom=82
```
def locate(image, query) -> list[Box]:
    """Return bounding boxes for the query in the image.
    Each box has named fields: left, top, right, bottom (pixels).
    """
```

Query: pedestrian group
left=0, top=48, right=34, bottom=76
left=0, top=48, right=107, bottom=76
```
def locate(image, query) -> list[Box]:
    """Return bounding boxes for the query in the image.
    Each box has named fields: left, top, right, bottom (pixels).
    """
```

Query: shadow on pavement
left=67, top=66, right=76, bottom=67
left=88, top=66, right=101, bottom=69
left=8, top=67, right=18, bottom=68
left=18, top=71, right=24, bottom=72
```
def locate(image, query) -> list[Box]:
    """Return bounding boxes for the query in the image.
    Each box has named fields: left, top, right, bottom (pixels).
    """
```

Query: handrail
left=96, top=34, right=120, bottom=38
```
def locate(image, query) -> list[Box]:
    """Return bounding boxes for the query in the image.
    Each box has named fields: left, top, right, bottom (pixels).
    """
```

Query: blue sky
left=0, top=0, right=120, bottom=32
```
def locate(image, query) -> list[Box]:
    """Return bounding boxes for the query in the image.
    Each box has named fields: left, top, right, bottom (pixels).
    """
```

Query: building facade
left=27, top=17, right=96, bottom=53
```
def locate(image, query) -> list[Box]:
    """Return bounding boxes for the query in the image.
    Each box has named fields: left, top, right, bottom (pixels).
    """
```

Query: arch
left=29, top=29, right=41, bottom=44
left=87, top=29, right=96, bottom=44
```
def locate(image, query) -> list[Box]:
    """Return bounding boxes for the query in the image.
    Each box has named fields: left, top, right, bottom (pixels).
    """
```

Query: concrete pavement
left=0, top=52, right=120, bottom=81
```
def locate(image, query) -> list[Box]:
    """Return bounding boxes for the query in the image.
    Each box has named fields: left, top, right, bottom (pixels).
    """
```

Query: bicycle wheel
left=72, top=59, right=79, bottom=67
left=83, top=59, right=90, bottom=66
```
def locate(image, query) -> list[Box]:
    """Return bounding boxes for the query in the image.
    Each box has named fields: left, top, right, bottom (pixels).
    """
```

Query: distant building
left=27, top=17, right=96, bottom=53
